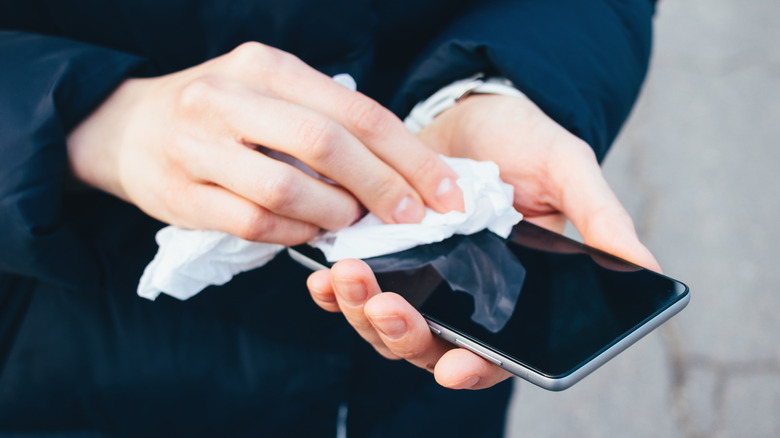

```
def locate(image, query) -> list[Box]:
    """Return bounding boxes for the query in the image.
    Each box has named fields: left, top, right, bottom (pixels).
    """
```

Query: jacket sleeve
left=391, top=0, right=655, bottom=161
left=0, top=31, right=149, bottom=289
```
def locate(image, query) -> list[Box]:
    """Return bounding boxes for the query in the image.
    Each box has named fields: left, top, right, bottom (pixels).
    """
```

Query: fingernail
left=436, top=177, right=465, bottom=212
left=369, top=315, right=407, bottom=340
left=392, top=195, right=425, bottom=223
left=338, top=280, right=367, bottom=308
left=453, top=375, right=481, bottom=390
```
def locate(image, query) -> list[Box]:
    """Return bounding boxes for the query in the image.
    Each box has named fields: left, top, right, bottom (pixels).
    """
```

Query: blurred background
left=505, top=1, right=780, bottom=437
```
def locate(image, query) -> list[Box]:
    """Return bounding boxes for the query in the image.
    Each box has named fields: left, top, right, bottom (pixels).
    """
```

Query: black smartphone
left=289, top=221, right=689, bottom=391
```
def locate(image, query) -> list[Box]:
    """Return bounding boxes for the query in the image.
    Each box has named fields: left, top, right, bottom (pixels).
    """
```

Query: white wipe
left=136, top=73, right=523, bottom=301
left=308, top=158, right=521, bottom=261
left=137, top=156, right=522, bottom=301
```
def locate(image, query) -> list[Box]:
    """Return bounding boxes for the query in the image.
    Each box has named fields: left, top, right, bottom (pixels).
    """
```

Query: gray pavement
left=505, top=1, right=780, bottom=437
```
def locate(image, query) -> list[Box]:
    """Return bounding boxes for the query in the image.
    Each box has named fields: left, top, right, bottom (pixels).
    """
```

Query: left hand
left=307, top=92, right=660, bottom=390
left=418, top=93, right=659, bottom=270
left=307, top=258, right=513, bottom=390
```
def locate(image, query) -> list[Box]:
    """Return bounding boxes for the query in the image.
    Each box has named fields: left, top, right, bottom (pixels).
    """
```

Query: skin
left=307, top=94, right=662, bottom=390
left=67, top=42, right=465, bottom=245
left=67, top=42, right=660, bottom=392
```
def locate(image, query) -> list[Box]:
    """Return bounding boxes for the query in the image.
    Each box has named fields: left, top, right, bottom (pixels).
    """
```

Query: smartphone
left=288, top=221, right=689, bottom=391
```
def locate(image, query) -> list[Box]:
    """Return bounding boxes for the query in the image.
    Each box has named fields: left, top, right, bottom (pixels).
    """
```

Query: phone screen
left=292, top=221, right=689, bottom=380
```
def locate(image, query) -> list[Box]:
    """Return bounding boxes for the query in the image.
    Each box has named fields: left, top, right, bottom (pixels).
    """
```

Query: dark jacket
left=0, top=0, right=654, bottom=436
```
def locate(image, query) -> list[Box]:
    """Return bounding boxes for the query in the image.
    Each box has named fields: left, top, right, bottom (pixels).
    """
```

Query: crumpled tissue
left=137, top=156, right=522, bottom=301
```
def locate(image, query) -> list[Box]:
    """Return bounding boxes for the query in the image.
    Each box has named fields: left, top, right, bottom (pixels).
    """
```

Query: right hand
left=66, top=42, right=464, bottom=245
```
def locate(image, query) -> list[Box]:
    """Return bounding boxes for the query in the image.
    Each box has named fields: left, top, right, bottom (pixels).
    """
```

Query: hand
left=418, top=93, right=661, bottom=271
left=66, top=42, right=464, bottom=245
left=307, top=258, right=513, bottom=390
left=306, top=92, right=660, bottom=391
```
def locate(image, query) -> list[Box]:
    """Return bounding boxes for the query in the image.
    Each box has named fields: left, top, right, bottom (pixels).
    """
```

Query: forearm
left=0, top=30, right=148, bottom=286
left=392, top=0, right=655, bottom=159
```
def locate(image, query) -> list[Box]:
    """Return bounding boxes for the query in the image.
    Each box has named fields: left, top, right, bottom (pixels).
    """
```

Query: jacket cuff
left=391, top=0, right=654, bottom=161
left=0, top=31, right=150, bottom=288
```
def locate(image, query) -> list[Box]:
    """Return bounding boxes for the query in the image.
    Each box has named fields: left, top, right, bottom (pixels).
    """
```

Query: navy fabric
left=0, top=1, right=653, bottom=436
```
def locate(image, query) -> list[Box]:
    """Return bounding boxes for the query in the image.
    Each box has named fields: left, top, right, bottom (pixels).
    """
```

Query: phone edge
left=433, top=289, right=689, bottom=391
left=287, top=248, right=691, bottom=392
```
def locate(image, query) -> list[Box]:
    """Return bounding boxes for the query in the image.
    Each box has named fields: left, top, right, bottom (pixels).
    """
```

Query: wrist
left=418, top=93, right=531, bottom=160
left=407, top=76, right=526, bottom=157
left=66, top=77, right=149, bottom=200
left=404, top=75, right=524, bottom=134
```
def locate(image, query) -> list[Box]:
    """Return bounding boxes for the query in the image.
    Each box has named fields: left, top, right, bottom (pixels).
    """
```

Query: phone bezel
left=422, top=284, right=688, bottom=391
left=288, top=224, right=690, bottom=391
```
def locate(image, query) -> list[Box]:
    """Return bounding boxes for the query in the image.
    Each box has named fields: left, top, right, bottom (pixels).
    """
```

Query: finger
left=569, top=187, right=660, bottom=272
left=187, top=133, right=362, bottom=231
left=434, top=348, right=513, bottom=390
left=279, top=78, right=466, bottom=215
left=330, top=259, right=400, bottom=359
left=168, top=181, right=319, bottom=245
left=363, top=292, right=454, bottom=373
left=525, top=213, right=567, bottom=234
left=202, top=86, right=429, bottom=225
left=275, top=71, right=466, bottom=215
left=222, top=43, right=464, bottom=216
left=306, top=269, right=341, bottom=313
left=553, top=144, right=661, bottom=272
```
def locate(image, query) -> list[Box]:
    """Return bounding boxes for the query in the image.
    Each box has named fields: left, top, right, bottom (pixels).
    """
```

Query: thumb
left=553, top=149, right=661, bottom=273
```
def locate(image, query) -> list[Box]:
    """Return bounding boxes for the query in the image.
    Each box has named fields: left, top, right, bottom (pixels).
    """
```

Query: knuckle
left=269, top=48, right=300, bottom=73
left=162, top=183, right=190, bottom=218
left=295, top=117, right=341, bottom=162
left=315, top=187, right=361, bottom=231
left=233, top=41, right=265, bottom=53
left=289, top=223, right=319, bottom=246
left=177, top=76, right=222, bottom=112
left=153, top=180, right=191, bottom=223
left=408, top=152, right=441, bottom=183
left=370, top=172, right=405, bottom=204
left=345, top=98, right=390, bottom=138
left=256, top=172, right=299, bottom=212
left=229, top=42, right=298, bottom=77
left=332, top=198, right=362, bottom=230
left=166, top=136, right=202, bottom=170
left=232, top=205, right=275, bottom=241
left=229, top=41, right=271, bottom=65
